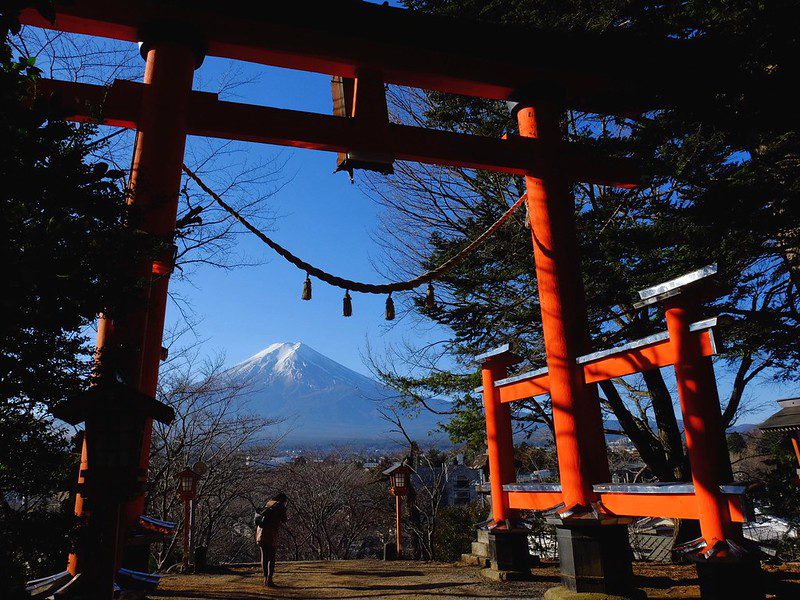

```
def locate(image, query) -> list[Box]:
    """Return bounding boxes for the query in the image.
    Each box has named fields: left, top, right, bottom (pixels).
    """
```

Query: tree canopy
left=374, top=0, right=800, bottom=487
left=0, top=6, right=147, bottom=593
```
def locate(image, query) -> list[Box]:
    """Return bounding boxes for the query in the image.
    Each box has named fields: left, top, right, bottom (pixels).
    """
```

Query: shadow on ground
left=148, top=559, right=800, bottom=600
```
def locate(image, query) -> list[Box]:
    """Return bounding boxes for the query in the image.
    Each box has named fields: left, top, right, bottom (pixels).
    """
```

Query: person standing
left=255, top=493, right=287, bottom=587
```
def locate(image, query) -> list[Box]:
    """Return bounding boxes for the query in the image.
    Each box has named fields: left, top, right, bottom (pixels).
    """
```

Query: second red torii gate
left=478, top=266, right=747, bottom=539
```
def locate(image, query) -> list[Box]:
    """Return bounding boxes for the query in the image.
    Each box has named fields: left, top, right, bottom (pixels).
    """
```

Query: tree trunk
left=642, top=369, right=688, bottom=480
left=599, top=380, right=673, bottom=481
left=721, top=353, right=753, bottom=427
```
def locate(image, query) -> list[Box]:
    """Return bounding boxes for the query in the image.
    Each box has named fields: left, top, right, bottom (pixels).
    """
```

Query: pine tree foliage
left=1, top=5, right=148, bottom=593
left=374, top=1, right=800, bottom=485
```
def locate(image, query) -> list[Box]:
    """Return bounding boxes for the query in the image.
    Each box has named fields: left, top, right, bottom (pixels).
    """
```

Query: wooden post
left=515, top=102, right=610, bottom=509
left=514, top=102, right=634, bottom=596
left=664, top=299, right=737, bottom=549
left=182, top=498, right=191, bottom=572
left=792, top=434, right=800, bottom=470
left=395, top=495, right=403, bottom=558
left=79, top=33, right=201, bottom=578
left=481, top=358, right=516, bottom=523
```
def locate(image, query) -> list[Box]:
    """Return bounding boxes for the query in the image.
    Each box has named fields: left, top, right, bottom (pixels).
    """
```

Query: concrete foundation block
left=488, top=530, right=531, bottom=573
left=555, top=522, right=636, bottom=596
left=694, top=557, right=765, bottom=600
left=471, top=541, right=489, bottom=557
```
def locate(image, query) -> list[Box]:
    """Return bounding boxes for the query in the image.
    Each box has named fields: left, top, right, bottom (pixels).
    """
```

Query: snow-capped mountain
left=226, top=342, right=445, bottom=447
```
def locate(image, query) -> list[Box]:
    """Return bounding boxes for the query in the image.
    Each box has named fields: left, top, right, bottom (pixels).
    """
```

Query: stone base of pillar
left=382, top=542, right=397, bottom=561
left=552, top=521, right=638, bottom=597
left=488, top=529, right=532, bottom=573
left=694, top=557, right=765, bottom=600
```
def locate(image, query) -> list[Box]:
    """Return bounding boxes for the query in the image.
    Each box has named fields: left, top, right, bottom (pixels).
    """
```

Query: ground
left=147, top=560, right=800, bottom=599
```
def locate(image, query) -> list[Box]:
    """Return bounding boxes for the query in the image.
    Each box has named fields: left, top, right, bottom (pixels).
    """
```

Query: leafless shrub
left=146, top=345, right=282, bottom=569
left=266, top=457, right=393, bottom=561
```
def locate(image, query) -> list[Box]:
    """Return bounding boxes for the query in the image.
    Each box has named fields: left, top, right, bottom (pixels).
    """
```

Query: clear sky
left=168, top=56, right=433, bottom=376
left=22, top=2, right=797, bottom=423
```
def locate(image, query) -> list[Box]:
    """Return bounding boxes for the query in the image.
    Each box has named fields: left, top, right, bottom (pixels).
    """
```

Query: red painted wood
left=496, top=330, right=715, bottom=404
left=18, top=2, right=707, bottom=113
left=598, top=492, right=746, bottom=523
left=86, top=44, right=197, bottom=577
left=505, top=489, right=747, bottom=523
left=517, top=102, right=610, bottom=509
left=481, top=360, right=517, bottom=523
left=498, top=372, right=551, bottom=404
left=582, top=330, right=715, bottom=384
left=506, top=491, right=565, bottom=512
left=35, top=78, right=638, bottom=186
left=666, top=302, right=738, bottom=549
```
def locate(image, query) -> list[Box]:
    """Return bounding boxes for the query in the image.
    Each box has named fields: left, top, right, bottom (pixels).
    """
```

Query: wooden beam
left=36, top=78, right=639, bottom=186
left=35, top=78, right=141, bottom=129
left=506, top=490, right=564, bottom=511
left=18, top=1, right=725, bottom=113
left=581, top=329, right=716, bottom=384
left=598, top=492, right=746, bottom=523
left=504, top=482, right=748, bottom=522
left=497, top=369, right=551, bottom=404
left=495, top=320, right=717, bottom=404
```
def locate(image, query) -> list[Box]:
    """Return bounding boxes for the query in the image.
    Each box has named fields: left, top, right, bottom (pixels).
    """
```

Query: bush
left=431, top=502, right=488, bottom=562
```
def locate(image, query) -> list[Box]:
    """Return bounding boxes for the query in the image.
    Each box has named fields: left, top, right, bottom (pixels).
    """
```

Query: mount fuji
left=225, top=342, right=446, bottom=447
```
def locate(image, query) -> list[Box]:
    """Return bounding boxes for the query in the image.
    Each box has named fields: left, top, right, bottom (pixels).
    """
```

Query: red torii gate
left=17, top=2, right=756, bottom=599
left=477, top=262, right=766, bottom=598
left=478, top=266, right=747, bottom=535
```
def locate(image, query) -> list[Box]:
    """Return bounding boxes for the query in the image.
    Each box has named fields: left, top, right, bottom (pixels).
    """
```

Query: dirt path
left=148, top=559, right=800, bottom=599
left=149, top=560, right=555, bottom=599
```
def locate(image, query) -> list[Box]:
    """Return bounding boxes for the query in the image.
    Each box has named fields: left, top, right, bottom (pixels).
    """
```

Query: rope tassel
left=426, top=283, right=436, bottom=309
left=343, top=290, right=353, bottom=317
left=302, top=274, right=312, bottom=300
left=385, top=294, right=395, bottom=321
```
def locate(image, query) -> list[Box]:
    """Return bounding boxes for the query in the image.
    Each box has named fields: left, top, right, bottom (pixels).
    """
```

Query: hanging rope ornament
left=182, top=165, right=527, bottom=318
left=343, top=290, right=353, bottom=317
left=425, top=283, right=436, bottom=310
left=385, top=293, right=395, bottom=321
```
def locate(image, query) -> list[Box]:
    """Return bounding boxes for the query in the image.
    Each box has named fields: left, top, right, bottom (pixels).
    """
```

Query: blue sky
left=170, top=56, right=434, bottom=375
left=21, top=5, right=798, bottom=424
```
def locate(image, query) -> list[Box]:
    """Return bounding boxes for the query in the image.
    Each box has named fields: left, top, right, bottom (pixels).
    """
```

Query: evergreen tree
left=375, top=0, right=800, bottom=488
left=1, top=5, right=147, bottom=594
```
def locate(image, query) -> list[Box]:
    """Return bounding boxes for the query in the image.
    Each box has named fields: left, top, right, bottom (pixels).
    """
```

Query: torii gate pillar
left=69, top=26, right=204, bottom=582
left=515, top=102, right=635, bottom=597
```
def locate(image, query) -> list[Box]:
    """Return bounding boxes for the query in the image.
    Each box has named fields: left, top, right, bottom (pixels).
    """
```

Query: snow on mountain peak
left=246, top=341, right=301, bottom=362
left=224, top=341, right=444, bottom=446
left=228, top=341, right=375, bottom=391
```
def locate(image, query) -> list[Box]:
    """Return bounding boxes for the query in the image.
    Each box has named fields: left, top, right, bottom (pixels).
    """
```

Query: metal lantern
left=382, top=461, right=415, bottom=558
left=175, top=465, right=203, bottom=572
left=52, top=381, right=175, bottom=501
left=176, top=468, right=201, bottom=501
left=391, top=470, right=406, bottom=491
left=383, top=462, right=414, bottom=497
